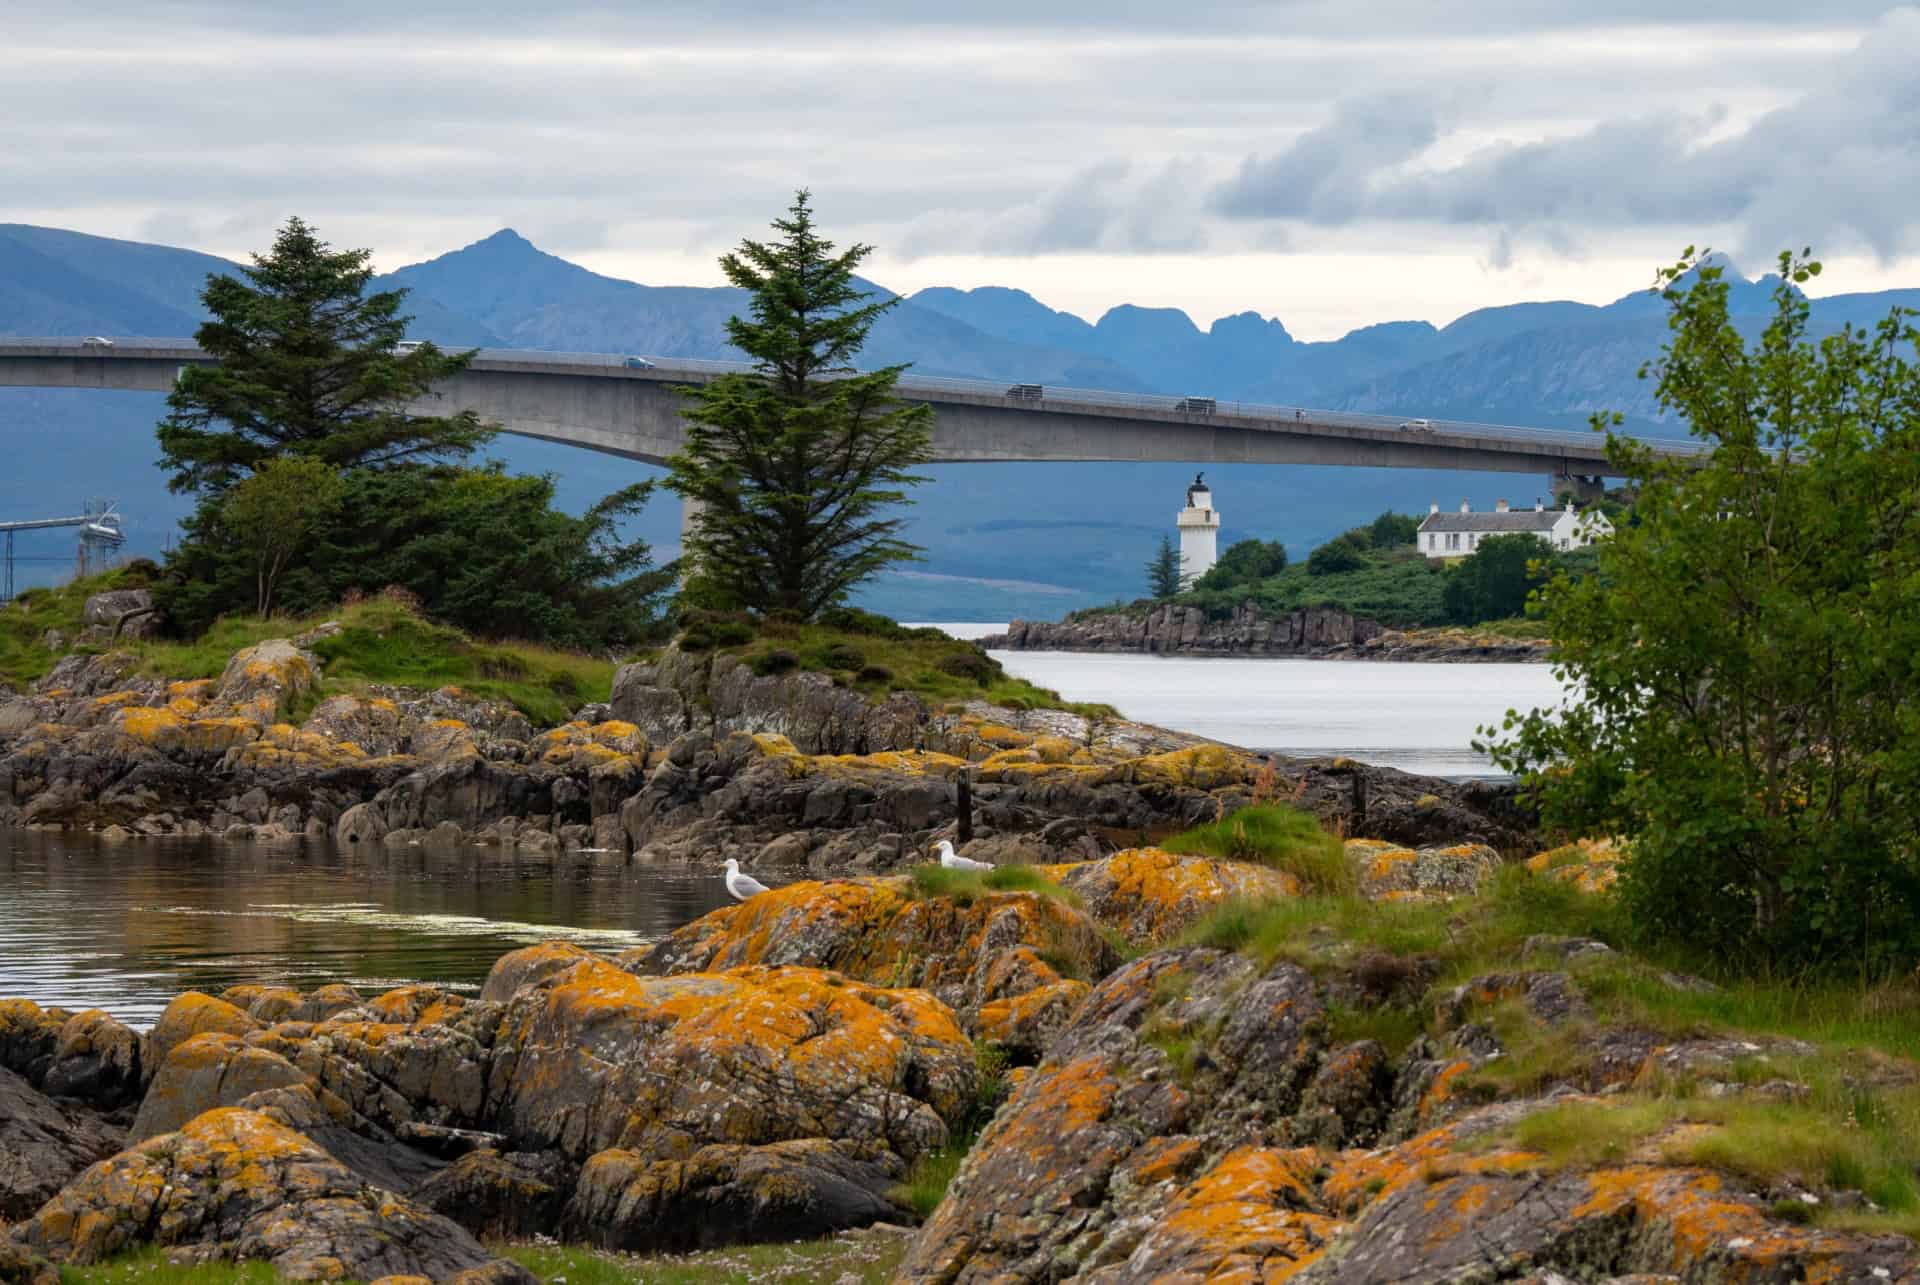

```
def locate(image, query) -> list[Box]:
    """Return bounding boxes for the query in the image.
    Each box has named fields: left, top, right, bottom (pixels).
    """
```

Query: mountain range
left=3, top=223, right=1914, bottom=619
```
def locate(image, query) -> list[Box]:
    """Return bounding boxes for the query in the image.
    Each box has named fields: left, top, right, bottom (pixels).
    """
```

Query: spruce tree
left=157, top=216, right=492, bottom=496
left=1146, top=534, right=1183, bottom=599
left=667, top=192, right=934, bottom=618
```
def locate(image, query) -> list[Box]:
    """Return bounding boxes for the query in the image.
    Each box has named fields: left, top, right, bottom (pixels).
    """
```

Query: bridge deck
left=0, top=337, right=1701, bottom=476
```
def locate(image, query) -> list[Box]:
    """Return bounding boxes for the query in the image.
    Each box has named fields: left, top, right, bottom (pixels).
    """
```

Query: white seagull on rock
left=722, top=858, right=770, bottom=901
left=935, top=839, right=993, bottom=872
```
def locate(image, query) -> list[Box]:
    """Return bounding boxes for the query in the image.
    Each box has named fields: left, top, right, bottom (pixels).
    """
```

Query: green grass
left=11, top=588, right=617, bottom=727
left=721, top=616, right=1116, bottom=720
left=500, top=1238, right=908, bottom=1284
left=907, top=863, right=1082, bottom=907
left=57, top=1238, right=911, bottom=1284
left=1, top=568, right=148, bottom=690
left=1163, top=805, right=1357, bottom=894
left=1456, top=1082, right=1920, bottom=1237
left=55, top=1247, right=282, bottom=1282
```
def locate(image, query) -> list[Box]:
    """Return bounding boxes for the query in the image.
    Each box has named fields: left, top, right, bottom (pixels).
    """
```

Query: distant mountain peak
left=462, top=228, right=542, bottom=254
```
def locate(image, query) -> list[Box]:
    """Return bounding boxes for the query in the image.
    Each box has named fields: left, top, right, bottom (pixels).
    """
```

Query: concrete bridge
left=0, top=338, right=1704, bottom=502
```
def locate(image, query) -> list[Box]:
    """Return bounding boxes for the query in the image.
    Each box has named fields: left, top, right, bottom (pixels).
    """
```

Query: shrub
left=821, top=641, right=865, bottom=670
left=1164, top=804, right=1356, bottom=894
left=1306, top=539, right=1367, bottom=576
left=935, top=649, right=999, bottom=686
left=748, top=648, right=801, bottom=676
left=1487, top=249, right=1920, bottom=975
left=815, top=606, right=908, bottom=638
left=856, top=664, right=893, bottom=685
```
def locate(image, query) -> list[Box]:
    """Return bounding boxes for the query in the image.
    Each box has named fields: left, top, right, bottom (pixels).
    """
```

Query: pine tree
left=666, top=192, right=934, bottom=618
left=1146, top=534, right=1184, bottom=599
left=156, top=216, right=493, bottom=496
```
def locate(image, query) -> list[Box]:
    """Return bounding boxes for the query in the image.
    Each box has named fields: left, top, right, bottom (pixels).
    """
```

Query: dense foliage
left=668, top=192, right=934, bottom=618
left=1441, top=532, right=1553, bottom=625
left=163, top=464, right=670, bottom=649
left=1192, top=537, right=1288, bottom=591
left=1488, top=249, right=1920, bottom=975
left=1305, top=536, right=1367, bottom=576
left=153, top=217, right=667, bottom=650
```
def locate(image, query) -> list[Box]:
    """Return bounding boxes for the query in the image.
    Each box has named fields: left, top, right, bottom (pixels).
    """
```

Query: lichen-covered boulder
left=143, top=990, right=259, bottom=1077
left=0, top=998, right=70, bottom=1086
left=900, top=947, right=1329, bottom=1282
left=480, top=941, right=595, bottom=1003
left=41, top=1008, right=142, bottom=1109
left=1526, top=836, right=1627, bottom=893
left=128, top=1032, right=311, bottom=1143
left=619, top=877, right=1116, bottom=1049
left=1041, top=847, right=1301, bottom=944
left=413, top=1148, right=574, bottom=1240
left=0, top=1066, right=122, bottom=1220
left=1348, top=838, right=1502, bottom=900
left=13, top=1108, right=530, bottom=1281
left=562, top=1138, right=903, bottom=1251
left=492, top=957, right=975, bottom=1174
left=210, top=638, right=319, bottom=723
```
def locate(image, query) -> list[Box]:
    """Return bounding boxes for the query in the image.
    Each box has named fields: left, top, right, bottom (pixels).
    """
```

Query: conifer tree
left=1146, top=534, right=1184, bottom=599
left=157, top=216, right=492, bottom=496
left=667, top=192, right=934, bottom=617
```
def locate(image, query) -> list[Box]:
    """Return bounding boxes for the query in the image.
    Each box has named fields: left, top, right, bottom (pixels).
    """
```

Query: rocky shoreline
left=4, top=835, right=1914, bottom=1281
left=0, top=618, right=1535, bottom=864
left=981, top=602, right=1551, bottom=662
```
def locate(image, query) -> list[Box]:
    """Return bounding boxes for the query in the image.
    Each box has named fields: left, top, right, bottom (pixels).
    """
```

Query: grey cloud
left=1213, top=8, right=1920, bottom=260
left=895, top=160, right=1209, bottom=258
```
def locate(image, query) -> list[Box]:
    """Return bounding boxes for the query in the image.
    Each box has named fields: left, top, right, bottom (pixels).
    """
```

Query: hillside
left=3, top=223, right=1916, bottom=618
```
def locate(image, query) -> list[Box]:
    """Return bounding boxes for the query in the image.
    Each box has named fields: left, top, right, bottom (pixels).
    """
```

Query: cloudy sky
left=7, top=1, right=1918, bottom=339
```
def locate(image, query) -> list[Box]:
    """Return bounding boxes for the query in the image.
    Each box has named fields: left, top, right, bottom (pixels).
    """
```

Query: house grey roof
left=1419, top=510, right=1564, bottom=533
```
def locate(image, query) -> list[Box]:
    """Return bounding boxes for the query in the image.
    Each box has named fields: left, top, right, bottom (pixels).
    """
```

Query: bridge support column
left=1550, top=472, right=1606, bottom=504
left=677, top=494, right=705, bottom=582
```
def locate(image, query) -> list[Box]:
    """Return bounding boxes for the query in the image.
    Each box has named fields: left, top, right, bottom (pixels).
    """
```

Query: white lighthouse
left=1177, top=473, right=1220, bottom=585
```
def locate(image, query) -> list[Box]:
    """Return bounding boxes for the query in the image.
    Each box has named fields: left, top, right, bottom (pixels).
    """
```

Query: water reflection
left=0, top=829, right=738, bottom=1025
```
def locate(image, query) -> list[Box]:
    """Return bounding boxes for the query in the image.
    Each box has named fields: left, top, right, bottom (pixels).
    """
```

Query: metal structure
left=1, top=502, right=124, bottom=601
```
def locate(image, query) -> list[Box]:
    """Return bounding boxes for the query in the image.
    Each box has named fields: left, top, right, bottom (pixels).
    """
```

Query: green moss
left=1163, top=805, right=1355, bottom=894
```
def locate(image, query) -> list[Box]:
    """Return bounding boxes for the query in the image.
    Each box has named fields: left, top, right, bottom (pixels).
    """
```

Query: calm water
left=3, top=631, right=1562, bottom=1020
left=0, top=831, right=737, bottom=1025
left=922, top=623, right=1568, bottom=778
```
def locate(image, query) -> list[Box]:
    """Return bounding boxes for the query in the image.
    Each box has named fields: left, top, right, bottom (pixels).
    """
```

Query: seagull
left=935, top=839, right=993, bottom=872
left=722, top=858, right=770, bottom=901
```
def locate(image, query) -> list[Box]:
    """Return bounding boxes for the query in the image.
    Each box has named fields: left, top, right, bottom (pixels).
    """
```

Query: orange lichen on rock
left=497, top=957, right=976, bottom=1167
left=1124, top=1146, right=1341, bottom=1282
left=145, top=991, right=259, bottom=1072
left=1526, top=837, right=1626, bottom=893
left=1041, top=847, right=1300, bottom=944
left=1125, top=744, right=1254, bottom=791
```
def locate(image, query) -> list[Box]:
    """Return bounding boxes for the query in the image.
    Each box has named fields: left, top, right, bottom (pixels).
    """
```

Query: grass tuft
left=1163, top=805, right=1355, bottom=894
left=908, top=863, right=1082, bottom=908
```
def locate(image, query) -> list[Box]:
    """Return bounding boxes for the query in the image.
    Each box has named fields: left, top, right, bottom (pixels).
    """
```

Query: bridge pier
left=1551, top=472, right=1606, bottom=504
left=677, top=493, right=705, bottom=579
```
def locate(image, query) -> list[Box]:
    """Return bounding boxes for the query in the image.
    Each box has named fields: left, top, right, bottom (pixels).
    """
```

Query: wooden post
left=956, top=768, right=974, bottom=844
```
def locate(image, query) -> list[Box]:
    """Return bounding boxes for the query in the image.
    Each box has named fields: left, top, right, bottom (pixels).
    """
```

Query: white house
left=1177, top=473, right=1220, bottom=583
left=1415, top=497, right=1612, bottom=560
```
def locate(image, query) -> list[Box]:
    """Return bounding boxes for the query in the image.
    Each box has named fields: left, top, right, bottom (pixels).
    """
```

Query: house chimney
left=1495, top=498, right=1510, bottom=513
left=1459, top=499, right=1471, bottom=514
left=1429, top=500, right=1439, bottom=515
left=1534, top=497, right=1543, bottom=511
left=1565, top=496, right=1575, bottom=511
